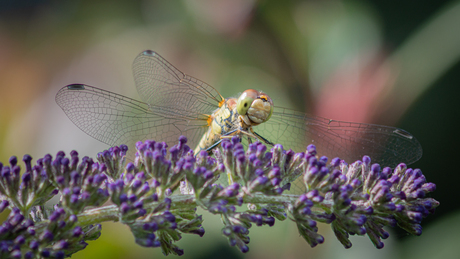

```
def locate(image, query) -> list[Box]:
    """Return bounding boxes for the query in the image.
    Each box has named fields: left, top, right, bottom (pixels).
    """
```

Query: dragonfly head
left=237, top=89, right=273, bottom=124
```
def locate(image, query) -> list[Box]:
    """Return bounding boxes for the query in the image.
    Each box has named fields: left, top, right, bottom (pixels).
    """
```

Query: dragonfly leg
left=205, top=129, right=241, bottom=152
left=205, top=139, right=224, bottom=152
left=219, top=128, right=240, bottom=139
left=250, top=128, right=274, bottom=146
left=220, top=127, right=266, bottom=145
left=205, top=128, right=272, bottom=153
left=220, top=130, right=253, bottom=139
left=238, top=128, right=260, bottom=139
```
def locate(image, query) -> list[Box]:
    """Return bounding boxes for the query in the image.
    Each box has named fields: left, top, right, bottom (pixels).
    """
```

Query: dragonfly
left=56, top=50, right=422, bottom=183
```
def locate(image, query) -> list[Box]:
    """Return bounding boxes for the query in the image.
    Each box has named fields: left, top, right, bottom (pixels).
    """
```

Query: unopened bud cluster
left=0, top=136, right=438, bottom=257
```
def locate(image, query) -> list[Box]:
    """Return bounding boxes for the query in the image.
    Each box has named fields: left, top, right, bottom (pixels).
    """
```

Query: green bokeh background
left=1, top=0, right=459, bottom=258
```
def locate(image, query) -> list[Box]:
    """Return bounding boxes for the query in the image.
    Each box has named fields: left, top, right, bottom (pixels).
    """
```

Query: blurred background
left=1, top=0, right=459, bottom=258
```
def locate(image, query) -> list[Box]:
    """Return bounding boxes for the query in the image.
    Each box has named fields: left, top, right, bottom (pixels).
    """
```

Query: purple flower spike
left=40, top=230, right=54, bottom=242
left=308, top=156, right=318, bottom=167
left=231, top=136, right=240, bottom=145
left=234, top=143, right=244, bottom=152
left=255, top=176, right=268, bottom=185
left=132, top=179, right=142, bottom=189
left=29, top=240, right=39, bottom=250
left=371, top=164, right=381, bottom=174
left=319, top=156, right=328, bottom=164
left=183, top=163, right=194, bottom=171
left=240, top=245, right=249, bottom=253
left=118, top=193, right=128, bottom=203
left=128, top=194, right=137, bottom=203
left=257, top=144, right=267, bottom=154
left=54, top=251, right=65, bottom=259
left=0, top=134, right=438, bottom=255
left=122, top=162, right=134, bottom=173
left=120, top=203, right=130, bottom=214
left=1, top=166, right=10, bottom=178
left=22, top=154, right=32, bottom=172
left=178, top=135, right=188, bottom=145
left=164, top=211, right=176, bottom=222
left=143, top=140, right=154, bottom=149
left=133, top=200, right=143, bottom=209
left=273, top=144, right=283, bottom=151
left=138, top=209, right=146, bottom=216
left=230, top=183, right=240, bottom=190
left=72, top=186, right=81, bottom=195
left=120, top=144, right=128, bottom=153
left=381, top=167, right=391, bottom=179
left=61, top=157, right=70, bottom=167
left=49, top=211, right=60, bottom=222
left=154, top=142, right=164, bottom=152
left=286, top=149, right=295, bottom=162
left=203, top=170, right=214, bottom=180
left=220, top=141, right=230, bottom=150
left=70, top=226, right=82, bottom=238
left=234, top=153, right=245, bottom=164
left=271, top=177, right=281, bottom=186
left=41, top=250, right=50, bottom=258
left=10, top=213, right=24, bottom=226
left=248, top=143, right=258, bottom=154
left=53, top=240, right=69, bottom=250
left=56, top=207, right=65, bottom=215
left=268, top=167, right=280, bottom=178
left=169, top=145, right=179, bottom=157
left=14, top=235, right=25, bottom=245
left=11, top=250, right=21, bottom=259
left=248, top=154, right=257, bottom=163
left=111, top=146, right=121, bottom=156
left=199, top=150, right=208, bottom=158
left=21, top=172, right=31, bottom=184
left=362, top=156, right=371, bottom=165
left=254, top=168, right=264, bottom=177
left=306, top=144, right=317, bottom=155
left=253, top=159, right=262, bottom=167
left=0, top=200, right=9, bottom=213
left=422, top=183, right=436, bottom=192
left=69, top=194, right=78, bottom=204
left=9, top=156, right=18, bottom=167
left=11, top=165, right=20, bottom=178
left=331, top=157, right=341, bottom=167
left=81, top=192, right=90, bottom=201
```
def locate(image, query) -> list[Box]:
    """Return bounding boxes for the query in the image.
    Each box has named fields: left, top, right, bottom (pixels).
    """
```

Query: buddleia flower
left=0, top=136, right=438, bottom=257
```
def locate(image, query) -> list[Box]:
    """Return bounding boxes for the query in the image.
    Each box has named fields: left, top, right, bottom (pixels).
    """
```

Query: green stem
left=76, top=195, right=197, bottom=226
left=242, top=193, right=299, bottom=204
left=74, top=193, right=333, bottom=226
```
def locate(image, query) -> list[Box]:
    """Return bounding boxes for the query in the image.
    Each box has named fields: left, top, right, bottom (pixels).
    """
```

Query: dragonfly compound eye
left=237, top=89, right=258, bottom=115
left=247, top=93, right=274, bottom=124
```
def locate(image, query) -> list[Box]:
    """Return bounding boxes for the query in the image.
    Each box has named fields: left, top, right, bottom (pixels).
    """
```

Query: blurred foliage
left=1, top=0, right=459, bottom=258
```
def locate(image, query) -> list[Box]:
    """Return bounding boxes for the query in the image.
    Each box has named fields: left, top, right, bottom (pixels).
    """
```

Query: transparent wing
left=133, top=50, right=224, bottom=117
left=55, top=50, right=226, bottom=153
left=255, top=107, right=422, bottom=168
left=55, top=84, right=211, bottom=153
